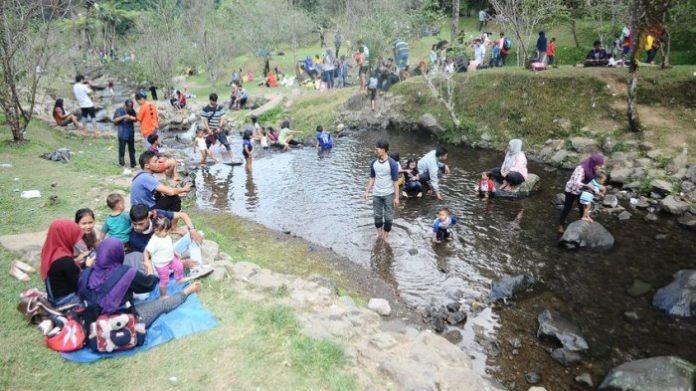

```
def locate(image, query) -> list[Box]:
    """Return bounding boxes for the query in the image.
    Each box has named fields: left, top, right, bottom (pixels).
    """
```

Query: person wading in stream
left=363, top=139, right=400, bottom=243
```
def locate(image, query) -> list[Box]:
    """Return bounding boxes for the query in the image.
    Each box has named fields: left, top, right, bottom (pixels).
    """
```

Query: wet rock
left=494, top=173, right=541, bottom=199
left=40, top=148, right=71, bottom=163
left=651, top=179, right=674, bottom=196
left=602, top=195, right=619, bottom=208
left=443, top=329, right=462, bottom=344
left=552, top=193, right=566, bottom=207
left=617, top=211, right=632, bottom=221
left=627, top=279, right=652, bottom=297
left=653, top=270, right=696, bottom=317
left=570, top=137, right=599, bottom=153
left=598, top=356, right=696, bottom=391
left=446, top=287, right=464, bottom=301
left=655, top=234, right=668, bottom=240
left=446, top=311, right=467, bottom=326
left=407, top=248, right=418, bottom=255
left=509, top=337, right=522, bottom=349
left=551, top=348, right=582, bottom=367
left=537, top=310, right=589, bottom=352
left=490, top=275, right=538, bottom=302
left=445, top=302, right=461, bottom=313
left=551, top=150, right=569, bottom=164
left=660, top=196, right=690, bottom=215
left=575, top=372, right=593, bottom=388
left=418, top=113, right=444, bottom=136
left=623, top=311, right=641, bottom=322
left=526, top=372, right=542, bottom=385
left=677, top=214, right=696, bottom=231
left=610, top=167, right=632, bottom=183
left=559, top=221, right=615, bottom=250
left=631, top=197, right=650, bottom=209
left=367, top=298, right=391, bottom=316
left=644, top=213, right=658, bottom=223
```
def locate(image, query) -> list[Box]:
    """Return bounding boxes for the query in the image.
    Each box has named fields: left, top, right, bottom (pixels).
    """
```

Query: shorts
left=359, top=66, right=368, bottom=75
left=80, top=107, right=96, bottom=119
left=217, top=132, right=231, bottom=151
left=59, top=119, right=71, bottom=127
left=579, top=191, right=594, bottom=205
left=243, top=150, right=252, bottom=159
left=369, top=88, right=377, bottom=101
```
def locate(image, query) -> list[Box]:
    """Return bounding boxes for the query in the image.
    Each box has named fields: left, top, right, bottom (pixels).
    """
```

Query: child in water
left=432, top=207, right=458, bottom=243
left=144, top=216, right=184, bottom=299
left=194, top=128, right=217, bottom=166
left=478, top=172, right=495, bottom=198
left=260, top=128, right=269, bottom=150
left=242, top=129, right=253, bottom=172
left=402, top=159, right=422, bottom=198
left=579, top=172, right=607, bottom=222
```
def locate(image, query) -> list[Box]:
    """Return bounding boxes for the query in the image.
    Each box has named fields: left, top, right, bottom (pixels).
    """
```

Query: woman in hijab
left=559, top=153, right=605, bottom=232
left=491, top=139, right=528, bottom=190
left=41, top=220, right=91, bottom=303
left=79, top=238, right=201, bottom=327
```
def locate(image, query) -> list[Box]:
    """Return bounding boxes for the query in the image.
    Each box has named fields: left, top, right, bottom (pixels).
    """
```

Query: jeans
left=323, top=70, right=334, bottom=88
left=404, top=181, right=422, bottom=192
left=118, top=138, right=136, bottom=167
left=373, top=193, right=395, bottom=232
left=646, top=49, right=657, bottom=63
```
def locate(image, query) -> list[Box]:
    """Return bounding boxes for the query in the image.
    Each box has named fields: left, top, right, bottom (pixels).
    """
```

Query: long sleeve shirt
left=417, top=150, right=443, bottom=194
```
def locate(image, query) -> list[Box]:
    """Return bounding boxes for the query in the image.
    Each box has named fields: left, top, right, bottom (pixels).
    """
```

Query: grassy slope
left=0, top=122, right=358, bottom=390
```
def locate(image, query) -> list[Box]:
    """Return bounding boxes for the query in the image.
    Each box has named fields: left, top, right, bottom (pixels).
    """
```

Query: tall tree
left=0, top=0, right=61, bottom=142
left=626, top=0, right=673, bottom=132
left=451, top=0, right=460, bottom=43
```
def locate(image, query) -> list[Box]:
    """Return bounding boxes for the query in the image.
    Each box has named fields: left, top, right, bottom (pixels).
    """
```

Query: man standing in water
left=363, top=139, right=400, bottom=242
left=418, top=145, right=449, bottom=201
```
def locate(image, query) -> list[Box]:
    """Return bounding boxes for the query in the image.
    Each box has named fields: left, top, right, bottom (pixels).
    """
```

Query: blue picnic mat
left=61, top=282, right=217, bottom=363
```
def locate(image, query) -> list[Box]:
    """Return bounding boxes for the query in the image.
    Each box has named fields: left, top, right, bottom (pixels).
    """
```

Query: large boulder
left=559, top=221, right=615, bottom=250
left=418, top=113, right=444, bottom=136
left=660, top=196, right=690, bottom=215
left=489, top=275, right=538, bottom=302
left=495, top=173, right=541, bottom=200
left=652, top=270, right=696, bottom=317
left=598, top=356, right=696, bottom=391
left=610, top=167, right=633, bottom=184
left=537, top=310, right=589, bottom=352
left=677, top=214, right=696, bottom=231
left=651, top=179, right=674, bottom=196
left=570, top=137, right=600, bottom=153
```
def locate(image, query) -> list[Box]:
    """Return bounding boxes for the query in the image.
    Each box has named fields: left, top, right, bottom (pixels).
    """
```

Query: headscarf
left=580, top=153, right=605, bottom=180
left=502, top=139, right=523, bottom=172
left=85, top=238, right=137, bottom=314
left=40, top=220, right=83, bottom=280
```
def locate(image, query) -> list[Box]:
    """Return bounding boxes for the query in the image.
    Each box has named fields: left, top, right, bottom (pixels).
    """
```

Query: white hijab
left=502, top=139, right=523, bottom=171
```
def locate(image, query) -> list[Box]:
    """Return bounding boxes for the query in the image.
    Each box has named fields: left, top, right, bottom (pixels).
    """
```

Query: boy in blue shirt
left=432, top=207, right=457, bottom=243
left=315, top=125, right=334, bottom=151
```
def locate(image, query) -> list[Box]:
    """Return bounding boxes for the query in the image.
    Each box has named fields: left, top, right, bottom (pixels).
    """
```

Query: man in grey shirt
left=363, top=139, right=400, bottom=242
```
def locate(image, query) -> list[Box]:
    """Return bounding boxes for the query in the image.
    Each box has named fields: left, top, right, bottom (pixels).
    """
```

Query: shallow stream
left=185, top=128, right=695, bottom=389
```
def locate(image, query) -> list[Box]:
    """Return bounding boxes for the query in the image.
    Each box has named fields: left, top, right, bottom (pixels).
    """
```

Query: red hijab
left=40, top=220, right=84, bottom=280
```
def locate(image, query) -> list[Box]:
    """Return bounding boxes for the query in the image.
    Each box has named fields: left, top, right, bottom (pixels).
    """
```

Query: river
left=184, top=128, right=695, bottom=390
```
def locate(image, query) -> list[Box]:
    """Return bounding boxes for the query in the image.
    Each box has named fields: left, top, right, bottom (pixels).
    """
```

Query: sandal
left=9, top=264, right=30, bottom=282
left=13, top=260, right=36, bottom=274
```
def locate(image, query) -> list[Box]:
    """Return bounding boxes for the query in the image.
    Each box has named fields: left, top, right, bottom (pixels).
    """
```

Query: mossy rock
left=495, top=173, right=541, bottom=200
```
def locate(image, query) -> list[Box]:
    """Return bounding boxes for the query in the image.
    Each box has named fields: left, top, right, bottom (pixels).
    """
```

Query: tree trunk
left=571, top=19, right=580, bottom=48
left=451, top=0, right=460, bottom=44
left=661, top=30, right=671, bottom=69
left=627, top=32, right=642, bottom=132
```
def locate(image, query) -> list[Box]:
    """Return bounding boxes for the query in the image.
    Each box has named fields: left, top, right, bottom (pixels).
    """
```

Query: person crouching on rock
left=579, top=172, right=607, bottom=223
left=559, top=153, right=604, bottom=232
left=490, top=139, right=527, bottom=191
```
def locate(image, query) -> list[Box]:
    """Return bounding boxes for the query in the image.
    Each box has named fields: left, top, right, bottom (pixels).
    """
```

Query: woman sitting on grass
left=53, top=99, right=85, bottom=131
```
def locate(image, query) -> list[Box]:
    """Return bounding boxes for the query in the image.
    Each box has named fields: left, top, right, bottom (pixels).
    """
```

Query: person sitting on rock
left=52, top=99, right=85, bottom=131
left=490, top=139, right=528, bottom=191
left=584, top=40, right=609, bottom=67
left=559, top=153, right=605, bottom=232
left=579, top=172, right=607, bottom=222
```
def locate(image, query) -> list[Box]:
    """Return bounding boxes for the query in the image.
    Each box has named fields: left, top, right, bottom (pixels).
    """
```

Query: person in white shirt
left=73, top=75, right=99, bottom=136
left=478, top=9, right=489, bottom=31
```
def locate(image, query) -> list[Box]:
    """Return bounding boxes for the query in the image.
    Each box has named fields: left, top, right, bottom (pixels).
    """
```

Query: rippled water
left=191, top=128, right=696, bottom=388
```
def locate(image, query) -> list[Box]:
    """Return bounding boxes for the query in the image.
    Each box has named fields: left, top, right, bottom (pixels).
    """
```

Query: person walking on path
left=363, top=139, right=400, bottom=243
left=113, top=99, right=138, bottom=168
left=478, top=9, right=489, bottom=31
left=73, top=75, right=99, bottom=136
left=135, top=92, right=159, bottom=148
left=536, top=31, right=548, bottom=64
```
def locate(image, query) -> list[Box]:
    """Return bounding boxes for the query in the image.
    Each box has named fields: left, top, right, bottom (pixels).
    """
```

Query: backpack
left=503, top=38, right=512, bottom=50
left=368, top=76, right=379, bottom=89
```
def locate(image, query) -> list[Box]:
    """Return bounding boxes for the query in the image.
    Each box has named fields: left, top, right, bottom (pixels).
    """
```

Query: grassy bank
left=388, top=66, right=696, bottom=158
left=0, top=121, right=359, bottom=390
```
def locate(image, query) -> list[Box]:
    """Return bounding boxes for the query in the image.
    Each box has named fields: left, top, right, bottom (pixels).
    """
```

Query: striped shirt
left=200, top=104, right=226, bottom=130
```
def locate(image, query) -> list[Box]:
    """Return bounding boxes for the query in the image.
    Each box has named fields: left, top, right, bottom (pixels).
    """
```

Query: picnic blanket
left=61, top=282, right=217, bottom=363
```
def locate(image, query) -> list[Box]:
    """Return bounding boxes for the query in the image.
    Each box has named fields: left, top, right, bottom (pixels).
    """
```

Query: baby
left=579, top=172, right=607, bottom=222
left=193, top=128, right=217, bottom=166
left=432, top=207, right=458, bottom=243
left=478, top=172, right=495, bottom=198
left=100, top=193, right=131, bottom=244
left=144, top=216, right=184, bottom=299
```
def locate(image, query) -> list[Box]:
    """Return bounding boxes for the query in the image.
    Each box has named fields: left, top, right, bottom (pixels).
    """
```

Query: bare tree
left=451, top=0, right=460, bottom=43
left=0, top=0, right=62, bottom=142
left=489, top=0, right=568, bottom=65
left=423, top=69, right=461, bottom=128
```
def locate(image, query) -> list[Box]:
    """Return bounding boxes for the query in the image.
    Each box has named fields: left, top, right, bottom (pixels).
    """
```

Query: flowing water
left=188, top=128, right=696, bottom=389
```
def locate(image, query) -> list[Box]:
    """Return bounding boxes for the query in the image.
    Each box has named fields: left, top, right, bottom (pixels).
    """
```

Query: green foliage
left=638, top=177, right=653, bottom=195
left=258, top=106, right=284, bottom=125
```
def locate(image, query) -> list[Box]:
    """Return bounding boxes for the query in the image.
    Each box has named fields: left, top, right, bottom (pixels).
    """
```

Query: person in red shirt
left=52, top=99, right=85, bottom=130
left=478, top=172, right=495, bottom=199
left=547, top=37, right=557, bottom=66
